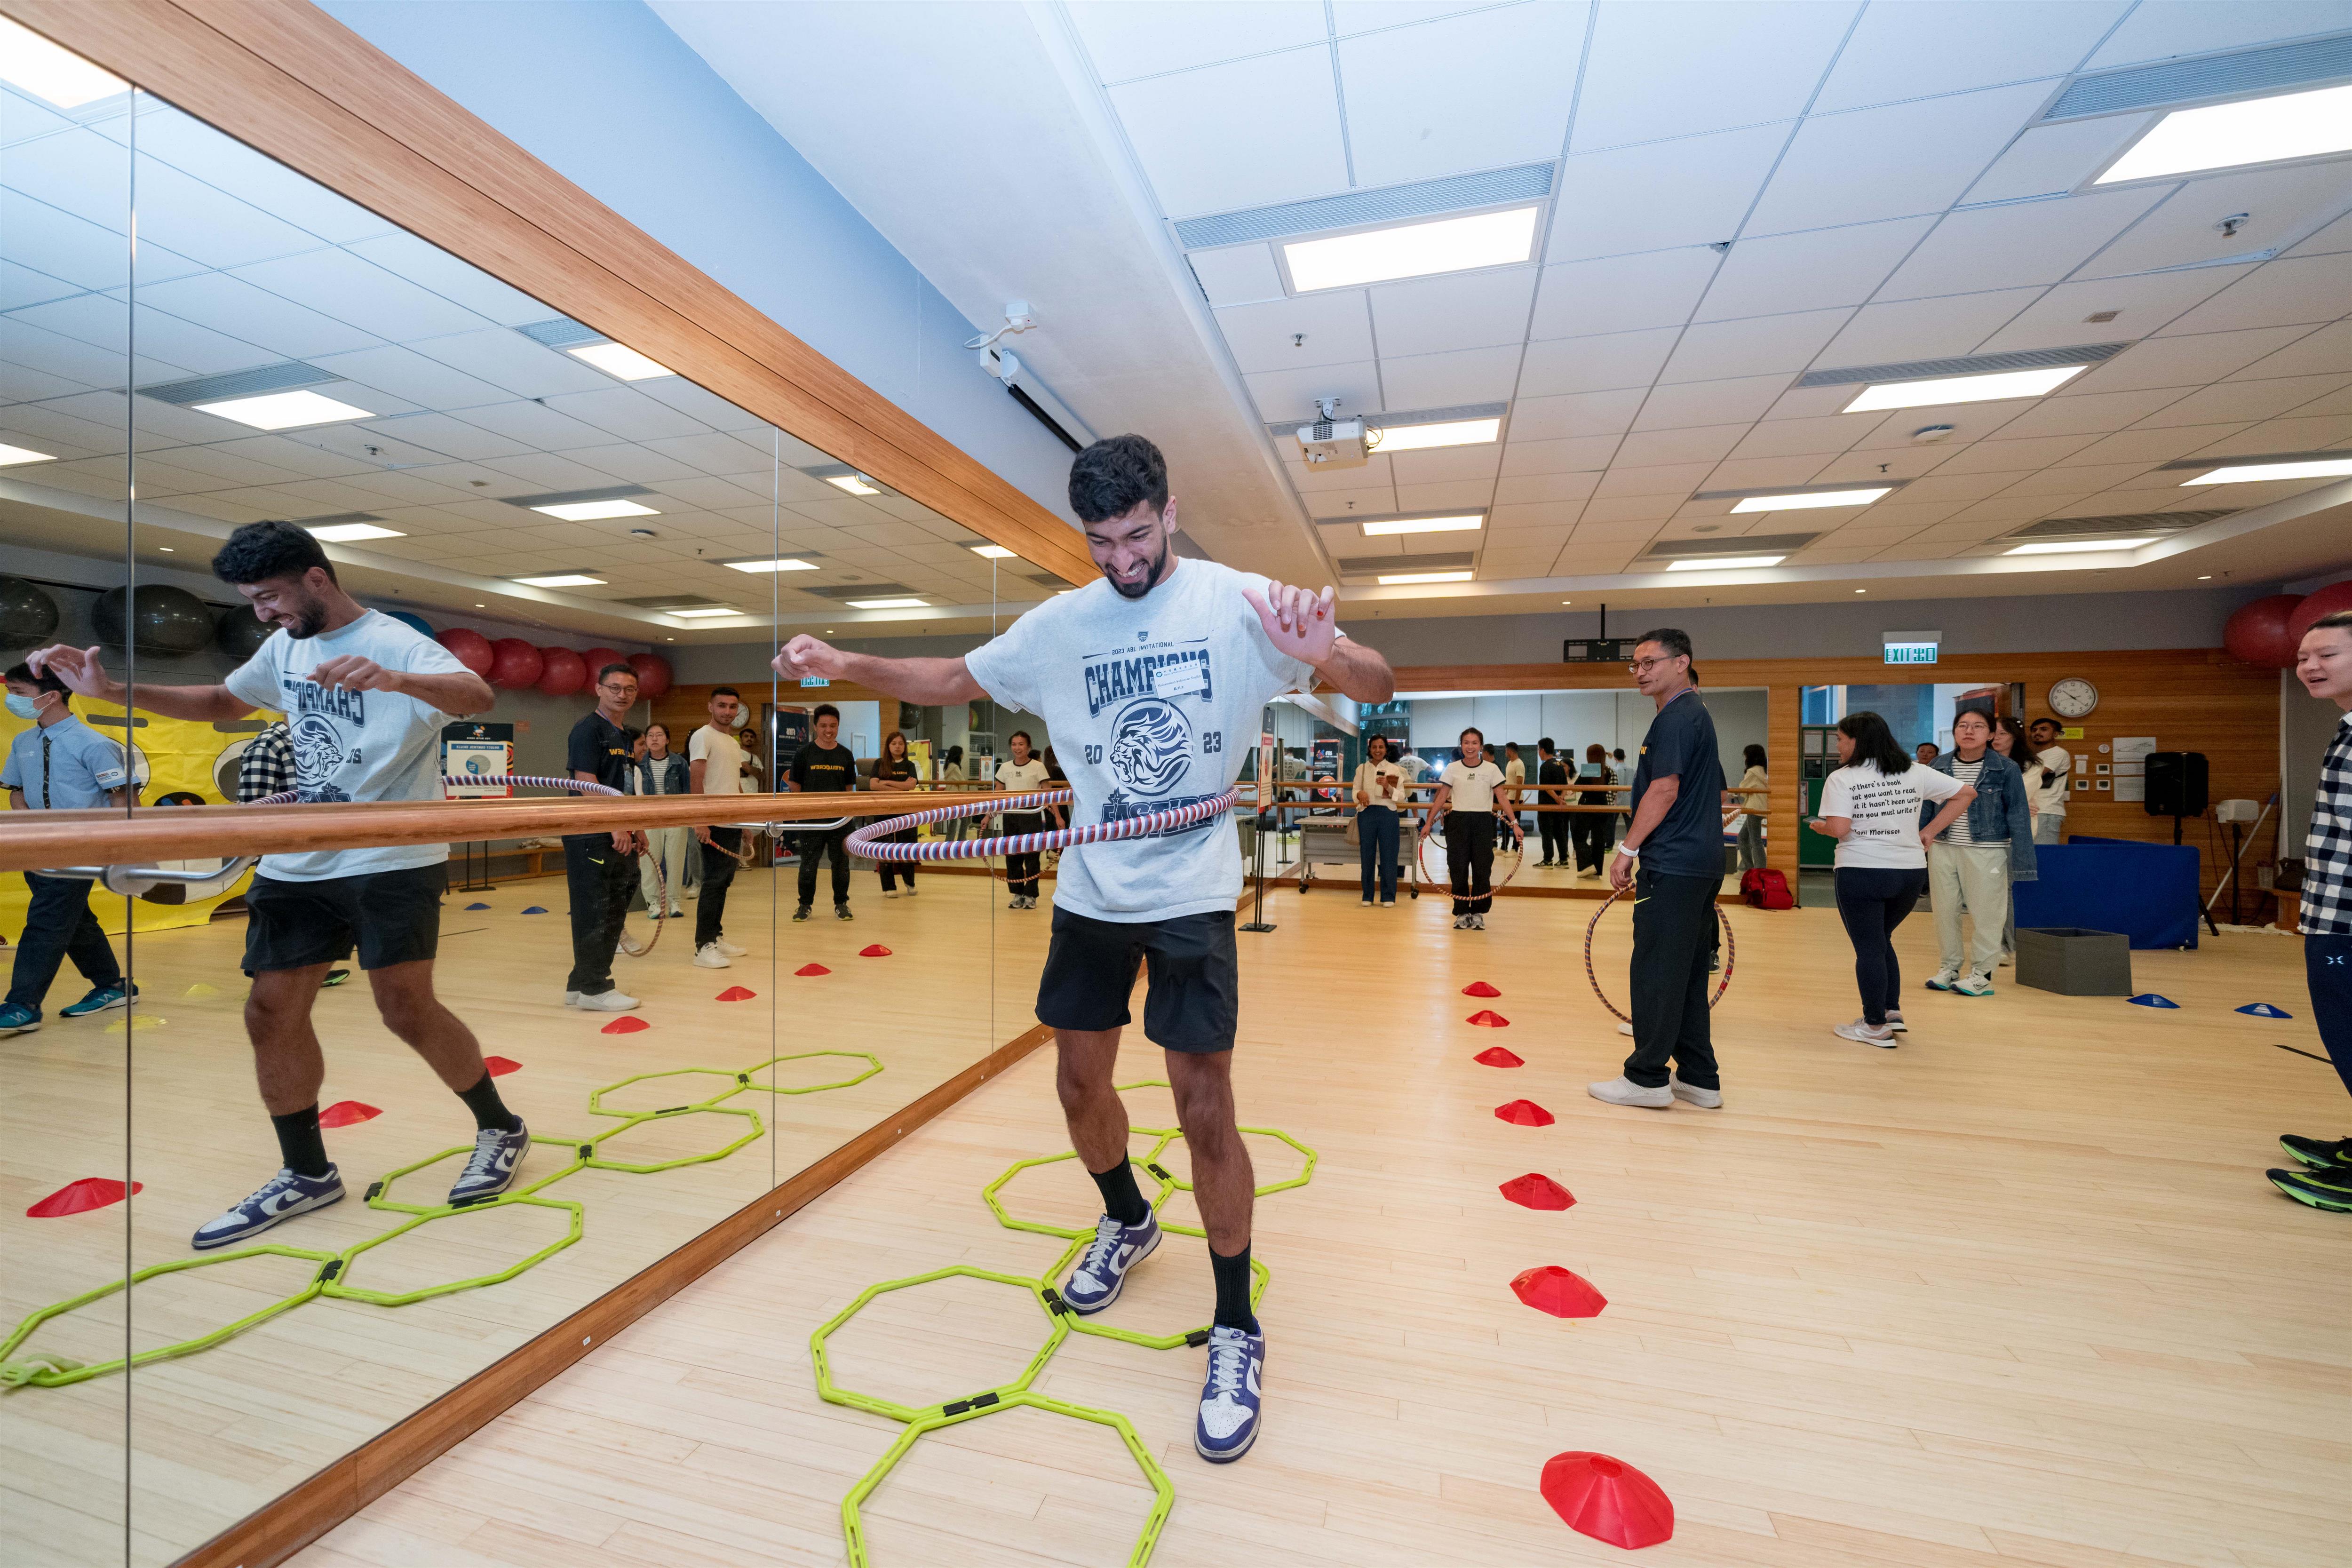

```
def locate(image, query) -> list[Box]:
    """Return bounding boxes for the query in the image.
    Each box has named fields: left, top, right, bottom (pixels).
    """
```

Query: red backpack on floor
left=1740, top=868, right=1794, bottom=909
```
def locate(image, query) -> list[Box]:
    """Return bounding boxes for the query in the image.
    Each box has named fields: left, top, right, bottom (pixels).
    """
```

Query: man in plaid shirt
left=2272, top=608, right=2352, bottom=1212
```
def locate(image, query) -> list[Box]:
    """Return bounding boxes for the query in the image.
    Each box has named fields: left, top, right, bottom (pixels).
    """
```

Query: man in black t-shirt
left=1534, top=738, right=1571, bottom=868
left=1591, top=629, right=1728, bottom=1111
left=786, top=702, right=859, bottom=920
left=563, top=662, right=646, bottom=1011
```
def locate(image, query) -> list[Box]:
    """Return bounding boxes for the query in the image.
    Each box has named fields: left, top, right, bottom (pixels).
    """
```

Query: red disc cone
left=1467, top=1009, right=1510, bottom=1027
left=1474, top=1045, right=1525, bottom=1068
left=601, top=1016, right=651, bottom=1034
left=794, top=963, right=831, bottom=977
left=1494, top=1098, right=1554, bottom=1126
left=1540, top=1451, right=1672, bottom=1548
left=27, top=1178, right=142, bottom=1218
left=318, top=1100, right=381, bottom=1128
left=483, top=1056, right=521, bottom=1076
left=1462, top=980, right=1502, bottom=997
left=717, top=985, right=759, bottom=1000
left=1499, top=1173, right=1574, bottom=1210
left=1512, top=1265, right=1607, bottom=1318
left=858, top=944, right=892, bottom=957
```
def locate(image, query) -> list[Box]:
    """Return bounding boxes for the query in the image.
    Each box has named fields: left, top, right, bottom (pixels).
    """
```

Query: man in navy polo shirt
left=1589, top=628, right=1729, bottom=1110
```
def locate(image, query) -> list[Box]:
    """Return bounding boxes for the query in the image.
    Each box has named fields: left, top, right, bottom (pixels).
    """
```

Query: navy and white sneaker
left=1061, top=1208, right=1160, bottom=1314
left=192, top=1166, right=344, bottom=1250
left=448, top=1120, right=530, bottom=1205
left=60, top=980, right=136, bottom=1018
left=1195, top=1324, right=1265, bottom=1463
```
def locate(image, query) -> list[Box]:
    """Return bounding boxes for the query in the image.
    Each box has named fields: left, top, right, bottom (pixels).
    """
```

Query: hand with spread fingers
left=1242, top=580, right=1338, bottom=667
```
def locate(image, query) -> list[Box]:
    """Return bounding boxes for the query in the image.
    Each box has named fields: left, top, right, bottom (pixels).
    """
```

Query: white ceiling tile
left=1549, top=125, right=1786, bottom=259
left=1332, top=1, right=1493, bottom=29
left=1490, top=499, right=1589, bottom=528
left=1528, top=248, right=1720, bottom=340
left=1818, top=288, right=2043, bottom=363
left=2053, top=422, right=2254, bottom=465
left=1929, top=432, right=2102, bottom=472
left=638, top=378, right=767, bottom=435
left=1580, top=493, right=1683, bottom=522
left=2004, top=462, right=2153, bottom=494
left=1067, top=1, right=1327, bottom=81
left=1189, top=244, right=1288, bottom=308
left=1377, top=344, right=1522, bottom=407
left=1215, top=290, right=1375, bottom=373
left=412, top=327, right=615, bottom=399
left=2222, top=318, right=2352, bottom=380
left=1241, top=359, right=1383, bottom=422
left=1697, top=218, right=1935, bottom=320
left=2284, top=207, right=2352, bottom=258
left=1961, top=115, right=2155, bottom=203
left=1744, top=83, right=2054, bottom=236
left=1511, top=389, right=1646, bottom=440
left=1630, top=374, right=1789, bottom=430
left=2086, top=165, right=2352, bottom=279
left=1498, top=435, right=1622, bottom=474
left=1568, top=517, right=1665, bottom=542
left=307, top=344, right=518, bottom=412
left=2209, top=412, right=2352, bottom=451
left=1759, top=383, right=1875, bottom=421
left=1394, top=478, right=1497, bottom=509
left=1874, top=188, right=2165, bottom=300
left=1891, top=470, right=2030, bottom=502
left=120, top=103, right=397, bottom=247
left=2153, top=251, right=2352, bottom=336
left=1810, top=500, right=1963, bottom=529
left=1659, top=308, right=1850, bottom=383
left=2280, top=382, right=2352, bottom=416
left=2061, top=326, right=2319, bottom=393
left=1977, top=265, right=2256, bottom=351
left=1595, top=460, right=1714, bottom=497
left=2130, top=373, right=2352, bottom=428
left=1806, top=444, right=1959, bottom=480
left=345, top=232, right=550, bottom=328
left=2084, top=1, right=2352, bottom=69
left=1518, top=328, right=1679, bottom=397
left=1338, top=4, right=1589, bottom=187
left=1107, top=51, right=1350, bottom=217
left=540, top=387, right=713, bottom=443
left=1726, top=413, right=1877, bottom=458
left=1367, top=269, right=1538, bottom=359
left=1570, top=1, right=1855, bottom=151
left=1494, top=471, right=1603, bottom=504
left=449, top=398, right=617, bottom=451
left=1387, top=445, right=1501, bottom=483
left=47, top=297, right=264, bottom=375
left=1287, top=454, right=1393, bottom=491
left=1812, top=2, right=2128, bottom=112
left=231, top=248, right=493, bottom=343
left=1699, top=454, right=1833, bottom=490
left=129, top=271, right=381, bottom=360
left=1614, top=424, right=1747, bottom=465
left=1303, top=485, right=1399, bottom=518
left=1992, top=386, right=2196, bottom=437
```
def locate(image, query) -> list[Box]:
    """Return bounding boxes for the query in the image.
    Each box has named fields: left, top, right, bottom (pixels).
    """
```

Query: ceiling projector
left=1295, top=415, right=1370, bottom=467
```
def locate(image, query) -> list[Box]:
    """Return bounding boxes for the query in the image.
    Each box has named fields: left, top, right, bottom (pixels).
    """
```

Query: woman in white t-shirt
left=1809, top=710, right=1976, bottom=1047
left=1428, top=726, right=1509, bottom=930
left=1351, top=732, right=1407, bottom=907
left=995, top=729, right=1054, bottom=909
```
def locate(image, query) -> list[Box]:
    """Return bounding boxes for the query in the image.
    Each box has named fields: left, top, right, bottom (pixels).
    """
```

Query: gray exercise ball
left=215, top=604, right=274, bottom=661
left=0, top=575, right=59, bottom=648
left=93, top=584, right=215, bottom=657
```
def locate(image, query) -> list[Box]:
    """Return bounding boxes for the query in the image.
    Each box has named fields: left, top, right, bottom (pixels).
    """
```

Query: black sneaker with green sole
left=2279, top=1134, right=2352, bottom=1170
left=2267, top=1167, right=2352, bottom=1211
left=792, top=904, right=811, bottom=923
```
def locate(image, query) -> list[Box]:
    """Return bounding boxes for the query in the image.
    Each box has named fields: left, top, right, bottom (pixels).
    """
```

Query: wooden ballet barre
left=1267, top=782, right=1766, bottom=797
left=0, top=790, right=1010, bottom=875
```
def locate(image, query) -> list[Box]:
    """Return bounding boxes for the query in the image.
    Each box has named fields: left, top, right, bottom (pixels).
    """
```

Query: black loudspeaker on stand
left=2144, top=751, right=2218, bottom=937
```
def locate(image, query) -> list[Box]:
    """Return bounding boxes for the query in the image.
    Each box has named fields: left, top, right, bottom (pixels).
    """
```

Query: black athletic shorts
left=1036, top=906, right=1239, bottom=1053
left=243, top=862, right=445, bottom=975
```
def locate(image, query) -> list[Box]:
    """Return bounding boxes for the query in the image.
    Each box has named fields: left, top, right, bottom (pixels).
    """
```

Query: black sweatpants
left=1003, top=811, right=1046, bottom=899
left=1445, top=810, right=1495, bottom=916
left=1538, top=807, right=1571, bottom=866
left=876, top=828, right=919, bottom=892
left=695, top=827, right=741, bottom=950
left=796, top=824, right=852, bottom=909
left=563, top=833, right=637, bottom=996
left=1622, top=867, right=1719, bottom=1090
left=6, top=870, right=123, bottom=1009
left=1835, top=866, right=1926, bottom=1027
left=1570, top=809, right=1610, bottom=873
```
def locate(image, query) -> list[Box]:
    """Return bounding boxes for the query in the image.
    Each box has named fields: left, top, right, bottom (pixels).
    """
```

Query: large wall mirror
left=0, top=41, right=1022, bottom=1567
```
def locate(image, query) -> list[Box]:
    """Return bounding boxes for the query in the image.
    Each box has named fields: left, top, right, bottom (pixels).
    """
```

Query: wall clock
left=2048, top=677, right=2099, bottom=719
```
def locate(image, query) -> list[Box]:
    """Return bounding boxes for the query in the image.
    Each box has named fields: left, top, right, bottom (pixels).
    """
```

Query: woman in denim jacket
left=631, top=723, right=692, bottom=919
left=1918, top=709, right=2038, bottom=995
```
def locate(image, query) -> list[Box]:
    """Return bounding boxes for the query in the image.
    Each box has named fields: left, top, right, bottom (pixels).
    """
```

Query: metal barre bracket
left=35, top=856, right=260, bottom=902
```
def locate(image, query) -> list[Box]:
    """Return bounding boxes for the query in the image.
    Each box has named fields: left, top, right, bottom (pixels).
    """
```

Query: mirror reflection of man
left=564, top=663, right=646, bottom=1011
left=0, top=661, right=138, bottom=1037
left=785, top=702, right=859, bottom=921
left=688, top=686, right=751, bottom=968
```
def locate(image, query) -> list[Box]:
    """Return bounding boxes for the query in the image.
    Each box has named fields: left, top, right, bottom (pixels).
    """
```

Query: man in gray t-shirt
left=776, top=434, right=1393, bottom=1465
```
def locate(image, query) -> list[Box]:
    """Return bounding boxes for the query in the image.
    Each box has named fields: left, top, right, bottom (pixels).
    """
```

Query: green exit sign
left=1884, top=642, right=1939, bottom=665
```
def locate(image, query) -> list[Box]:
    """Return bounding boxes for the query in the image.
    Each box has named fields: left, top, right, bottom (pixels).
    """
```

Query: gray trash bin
left=2014, top=927, right=2133, bottom=996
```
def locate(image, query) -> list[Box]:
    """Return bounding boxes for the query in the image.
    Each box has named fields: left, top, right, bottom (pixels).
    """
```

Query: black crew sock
left=1210, top=1244, right=1257, bottom=1334
left=1089, top=1156, right=1150, bottom=1227
left=456, top=1069, right=522, bottom=1134
left=271, top=1105, right=331, bottom=1179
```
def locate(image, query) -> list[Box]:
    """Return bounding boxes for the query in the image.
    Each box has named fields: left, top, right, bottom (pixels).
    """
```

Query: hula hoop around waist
left=245, top=774, right=623, bottom=808
left=844, top=788, right=1240, bottom=861
left=1581, top=882, right=1734, bottom=1024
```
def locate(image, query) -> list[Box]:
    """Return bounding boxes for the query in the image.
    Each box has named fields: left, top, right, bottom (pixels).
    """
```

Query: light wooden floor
left=291, top=888, right=2346, bottom=1568
left=0, top=867, right=1046, bottom=1568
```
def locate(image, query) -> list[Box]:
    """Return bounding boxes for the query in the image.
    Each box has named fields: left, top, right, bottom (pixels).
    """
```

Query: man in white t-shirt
left=688, top=686, right=751, bottom=968
left=773, top=434, right=1393, bottom=1465
left=30, top=521, right=524, bottom=1251
left=1429, top=728, right=1509, bottom=929
left=2027, top=717, right=2072, bottom=844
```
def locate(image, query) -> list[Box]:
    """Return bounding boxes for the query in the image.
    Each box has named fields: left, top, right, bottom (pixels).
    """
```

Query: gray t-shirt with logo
left=223, top=609, right=469, bottom=882
left=964, top=560, right=1316, bottom=922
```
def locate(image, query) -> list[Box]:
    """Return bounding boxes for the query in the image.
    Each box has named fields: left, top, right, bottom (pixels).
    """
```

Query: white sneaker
left=1997, top=950, right=2013, bottom=967
left=1616, top=1020, right=1633, bottom=1036
left=693, top=943, right=731, bottom=969
left=1925, top=968, right=1959, bottom=992
left=1669, top=1073, right=1722, bottom=1109
left=1452, top=915, right=1468, bottom=930
left=1834, top=1018, right=1896, bottom=1047
left=1885, top=1012, right=1908, bottom=1034
left=883, top=888, right=899, bottom=899
left=1952, top=972, right=1994, bottom=997
left=904, top=886, right=918, bottom=898
left=1587, top=1075, right=1672, bottom=1108
left=616, top=933, right=646, bottom=958
left=563, top=990, right=580, bottom=1007
left=573, top=988, right=640, bottom=1012
left=715, top=937, right=747, bottom=957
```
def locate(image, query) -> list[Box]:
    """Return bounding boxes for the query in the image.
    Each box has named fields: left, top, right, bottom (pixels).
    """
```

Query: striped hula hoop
left=844, top=788, right=1241, bottom=861
left=1581, top=882, right=1735, bottom=1025
left=246, top=774, right=622, bottom=808
left=1410, top=809, right=1526, bottom=899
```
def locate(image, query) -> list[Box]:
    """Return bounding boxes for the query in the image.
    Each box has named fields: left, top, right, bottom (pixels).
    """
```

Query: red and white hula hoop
left=844, top=787, right=1241, bottom=861
left=1581, top=882, right=1735, bottom=1024
left=1409, top=810, right=1527, bottom=899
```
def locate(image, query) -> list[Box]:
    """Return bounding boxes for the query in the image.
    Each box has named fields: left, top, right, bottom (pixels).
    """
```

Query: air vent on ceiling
left=500, top=485, right=656, bottom=510
left=517, top=318, right=605, bottom=349
left=2156, top=448, right=2352, bottom=470
left=1639, top=533, right=1820, bottom=558
left=2002, top=512, right=2226, bottom=540
left=1335, top=551, right=1476, bottom=575
left=615, top=594, right=724, bottom=609
left=2043, top=32, right=2352, bottom=121
left=801, top=582, right=918, bottom=600
left=1795, top=344, right=2128, bottom=390
left=1023, top=572, right=1067, bottom=588
left=1176, top=163, right=1555, bottom=250
left=298, top=511, right=385, bottom=525
left=1689, top=481, right=1909, bottom=502
left=140, top=362, right=335, bottom=405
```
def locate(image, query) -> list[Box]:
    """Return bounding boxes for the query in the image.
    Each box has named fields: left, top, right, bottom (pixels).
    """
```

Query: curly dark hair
left=1068, top=434, right=1168, bottom=524
left=213, top=519, right=334, bottom=586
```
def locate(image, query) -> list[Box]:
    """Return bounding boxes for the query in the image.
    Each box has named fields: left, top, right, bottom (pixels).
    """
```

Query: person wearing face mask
left=1919, top=708, right=2036, bottom=998
left=0, top=662, right=138, bottom=1036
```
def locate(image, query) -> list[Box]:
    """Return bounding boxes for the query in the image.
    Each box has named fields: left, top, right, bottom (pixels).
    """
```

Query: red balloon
left=581, top=648, right=627, bottom=686
left=2223, top=594, right=2305, bottom=668
left=536, top=646, right=587, bottom=697
left=626, top=651, right=673, bottom=698
left=2288, top=580, right=2352, bottom=647
left=437, top=627, right=493, bottom=676
left=487, top=637, right=544, bottom=690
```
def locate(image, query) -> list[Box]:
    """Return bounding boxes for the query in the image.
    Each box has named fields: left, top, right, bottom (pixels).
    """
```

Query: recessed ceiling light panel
left=305, top=522, right=405, bottom=542
left=2097, top=81, right=2352, bottom=184
left=1359, top=514, right=1484, bottom=537
left=723, top=557, right=819, bottom=573
left=848, top=597, right=928, bottom=610
left=0, top=440, right=56, bottom=466
left=2004, top=539, right=2157, bottom=555
left=969, top=544, right=1017, bottom=559
left=514, top=573, right=606, bottom=587
left=0, top=16, right=128, bottom=106
left=2182, top=457, right=2352, bottom=484
left=567, top=341, right=676, bottom=381
left=667, top=606, right=741, bottom=618
left=1731, top=488, right=1892, bottom=512
left=192, top=389, right=375, bottom=431
left=1375, top=570, right=1474, bottom=585
left=824, top=473, right=884, bottom=496
left=1843, top=366, right=2085, bottom=412
left=1664, top=555, right=1785, bottom=571
left=1283, top=206, right=1539, bottom=293
left=530, top=499, right=660, bottom=522
left=1371, top=417, right=1502, bottom=453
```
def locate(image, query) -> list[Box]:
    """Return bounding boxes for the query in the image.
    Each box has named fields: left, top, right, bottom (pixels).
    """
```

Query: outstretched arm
left=773, top=636, right=985, bottom=705
left=1242, top=581, right=1395, bottom=703
left=26, top=645, right=251, bottom=723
